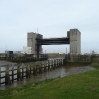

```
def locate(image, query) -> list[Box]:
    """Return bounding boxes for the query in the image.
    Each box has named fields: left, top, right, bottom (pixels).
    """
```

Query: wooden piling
left=58, top=59, right=60, bottom=67
left=17, top=64, right=22, bottom=81
left=28, top=65, right=31, bottom=78
left=0, top=67, right=1, bottom=85
left=51, top=60, right=53, bottom=69
left=5, top=65, right=11, bottom=85
left=58, top=59, right=60, bottom=66
left=61, top=59, right=63, bottom=66
left=33, top=66, right=37, bottom=75
left=30, top=63, right=34, bottom=75
left=44, top=62, right=47, bottom=72
left=30, top=64, right=32, bottom=75
left=52, top=60, right=55, bottom=69
left=59, top=59, right=61, bottom=66
left=21, top=63, right=25, bottom=79
left=56, top=59, right=58, bottom=67
left=54, top=60, right=56, bottom=68
left=39, top=63, right=42, bottom=73
left=26, top=64, right=30, bottom=78
left=36, top=64, right=39, bottom=73
left=12, top=65, right=14, bottom=83
left=60, top=59, right=62, bottom=66
left=32, top=64, right=34, bottom=75
left=48, top=61, right=50, bottom=71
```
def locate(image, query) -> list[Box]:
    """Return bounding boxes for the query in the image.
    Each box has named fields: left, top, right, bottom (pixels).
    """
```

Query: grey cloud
left=0, top=0, right=99, bottom=53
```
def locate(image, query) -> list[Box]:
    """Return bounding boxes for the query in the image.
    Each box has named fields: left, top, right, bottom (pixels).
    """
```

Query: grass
left=91, top=57, right=99, bottom=69
left=0, top=69, right=99, bottom=99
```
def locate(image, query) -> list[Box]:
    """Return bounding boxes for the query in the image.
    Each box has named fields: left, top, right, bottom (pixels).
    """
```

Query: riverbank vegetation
left=91, top=57, right=99, bottom=69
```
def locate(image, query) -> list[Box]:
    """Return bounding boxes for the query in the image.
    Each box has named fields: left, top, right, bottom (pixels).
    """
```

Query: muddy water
left=0, top=64, right=95, bottom=90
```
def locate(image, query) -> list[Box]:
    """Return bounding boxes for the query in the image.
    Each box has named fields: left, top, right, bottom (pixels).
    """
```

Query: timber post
left=39, top=62, right=42, bottom=74
left=26, top=64, right=31, bottom=78
left=17, top=64, right=22, bottom=81
left=48, top=61, right=50, bottom=71
left=5, top=65, right=11, bottom=85
left=22, top=64, right=24, bottom=79
left=44, top=62, right=47, bottom=72
left=12, top=64, right=14, bottom=83
left=54, top=60, right=56, bottom=68
left=0, top=67, right=1, bottom=85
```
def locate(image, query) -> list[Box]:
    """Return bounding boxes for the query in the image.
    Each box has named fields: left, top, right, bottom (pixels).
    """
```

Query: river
left=0, top=59, right=95, bottom=90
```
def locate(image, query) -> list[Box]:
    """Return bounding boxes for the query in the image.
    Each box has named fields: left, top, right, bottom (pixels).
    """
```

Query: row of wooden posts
left=0, top=59, right=64, bottom=86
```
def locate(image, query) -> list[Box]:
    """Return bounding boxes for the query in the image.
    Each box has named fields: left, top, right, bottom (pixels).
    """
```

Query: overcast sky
left=0, top=0, right=99, bottom=54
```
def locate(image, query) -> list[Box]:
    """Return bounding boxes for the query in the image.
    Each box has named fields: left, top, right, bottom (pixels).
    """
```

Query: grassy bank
left=0, top=69, right=99, bottom=99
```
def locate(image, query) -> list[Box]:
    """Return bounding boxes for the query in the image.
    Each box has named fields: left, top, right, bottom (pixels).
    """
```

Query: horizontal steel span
left=36, top=37, right=70, bottom=45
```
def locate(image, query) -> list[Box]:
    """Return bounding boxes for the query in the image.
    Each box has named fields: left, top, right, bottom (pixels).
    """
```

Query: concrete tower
left=27, top=32, right=43, bottom=55
left=67, top=29, right=81, bottom=54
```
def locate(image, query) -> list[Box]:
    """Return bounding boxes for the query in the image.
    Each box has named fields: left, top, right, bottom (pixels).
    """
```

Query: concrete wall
left=36, top=34, right=43, bottom=54
left=68, top=29, right=81, bottom=54
left=27, top=32, right=43, bottom=55
left=22, top=47, right=32, bottom=54
left=27, top=32, right=37, bottom=54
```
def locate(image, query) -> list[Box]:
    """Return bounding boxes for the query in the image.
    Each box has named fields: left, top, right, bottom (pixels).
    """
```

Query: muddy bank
left=61, top=65, right=95, bottom=77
